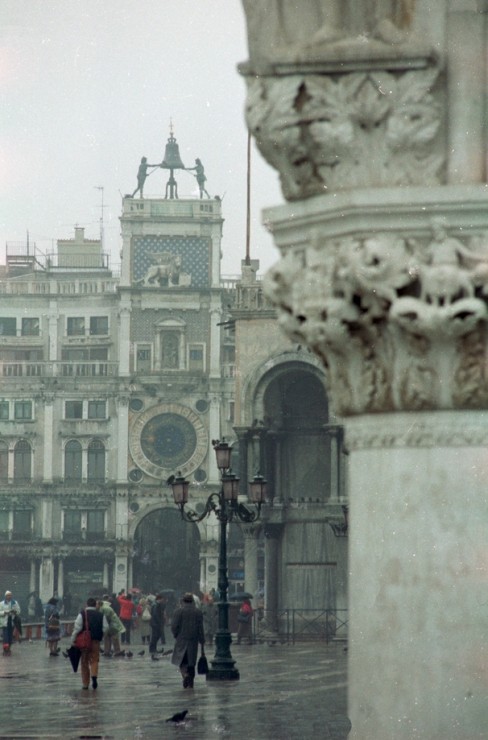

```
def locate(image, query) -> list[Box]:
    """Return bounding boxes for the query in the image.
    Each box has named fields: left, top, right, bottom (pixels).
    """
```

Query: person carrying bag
left=71, top=597, right=108, bottom=690
left=74, top=610, right=92, bottom=650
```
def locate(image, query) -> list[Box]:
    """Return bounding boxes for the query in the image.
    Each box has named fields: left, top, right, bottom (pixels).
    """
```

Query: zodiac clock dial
left=129, top=403, right=208, bottom=479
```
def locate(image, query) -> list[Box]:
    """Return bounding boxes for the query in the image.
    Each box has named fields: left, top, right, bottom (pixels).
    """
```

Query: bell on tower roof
left=161, top=120, right=185, bottom=199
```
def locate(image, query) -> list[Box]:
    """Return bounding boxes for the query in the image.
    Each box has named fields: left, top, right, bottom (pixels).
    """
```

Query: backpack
left=47, top=611, right=60, bottom=633
left=141, top=605, right=151, bottom=622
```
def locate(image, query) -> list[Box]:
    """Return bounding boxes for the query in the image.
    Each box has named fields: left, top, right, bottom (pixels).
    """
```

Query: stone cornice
left=345, top=411, right=488, bottom=450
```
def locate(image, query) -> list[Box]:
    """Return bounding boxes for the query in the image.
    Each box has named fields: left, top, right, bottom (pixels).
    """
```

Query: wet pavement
left=0, top=635, right=349, bottom=739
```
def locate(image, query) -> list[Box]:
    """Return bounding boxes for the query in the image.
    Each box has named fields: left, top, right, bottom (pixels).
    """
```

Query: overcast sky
left=0, top=0, right=282, bottom=275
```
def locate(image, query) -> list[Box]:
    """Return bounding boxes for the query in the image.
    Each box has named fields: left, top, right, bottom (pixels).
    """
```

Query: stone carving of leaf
left=350, top=78, right=391, bottom=127
left=394, top=68, right=439, bottom=106
left=304, top=76, right=345, bottom=114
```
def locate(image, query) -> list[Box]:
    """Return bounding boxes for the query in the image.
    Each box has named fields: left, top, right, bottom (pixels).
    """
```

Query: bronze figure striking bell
left=161, top=134, right=185, bottom=170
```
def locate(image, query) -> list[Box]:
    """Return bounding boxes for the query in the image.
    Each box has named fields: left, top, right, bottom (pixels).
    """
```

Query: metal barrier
left=252, top=608, right=348, bottom=644
left=21, top=621, right=75, bottom=641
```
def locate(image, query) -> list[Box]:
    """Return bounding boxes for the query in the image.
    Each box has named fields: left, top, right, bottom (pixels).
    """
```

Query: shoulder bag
left=74, top=610, right=92, bottom=651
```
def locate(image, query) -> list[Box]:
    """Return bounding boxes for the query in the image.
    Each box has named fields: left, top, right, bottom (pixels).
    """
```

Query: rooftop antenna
left=94, top=186, right=105, bottom=248
left=245, top=132, right=251, bottom=266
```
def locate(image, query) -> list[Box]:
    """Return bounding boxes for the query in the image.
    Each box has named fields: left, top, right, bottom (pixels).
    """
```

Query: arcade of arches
left=236, top=361, right=347, bottom=615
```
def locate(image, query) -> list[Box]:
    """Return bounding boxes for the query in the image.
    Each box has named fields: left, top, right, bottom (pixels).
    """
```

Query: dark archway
left=263, top=368, right=330, bottom=501
left=132, top=508, right=200, bottom=598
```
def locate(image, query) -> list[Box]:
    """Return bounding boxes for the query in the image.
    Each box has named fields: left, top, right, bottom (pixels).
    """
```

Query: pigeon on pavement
left=166, top=710, right=188, bottom=724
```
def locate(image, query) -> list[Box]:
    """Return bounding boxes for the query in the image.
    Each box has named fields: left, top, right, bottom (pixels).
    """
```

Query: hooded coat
left=98, top=601, right=125, bottom=636
left=170, top=600, right=205, bottom=669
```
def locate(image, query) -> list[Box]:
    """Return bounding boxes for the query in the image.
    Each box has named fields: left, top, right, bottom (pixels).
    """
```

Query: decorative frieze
left=263, top=188, right=488, bottom=415
left=345, top=410, right=488, bottom=451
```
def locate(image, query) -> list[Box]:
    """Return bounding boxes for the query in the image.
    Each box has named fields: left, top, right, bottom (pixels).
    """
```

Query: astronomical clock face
left=129, top=403, right=208, bottom=479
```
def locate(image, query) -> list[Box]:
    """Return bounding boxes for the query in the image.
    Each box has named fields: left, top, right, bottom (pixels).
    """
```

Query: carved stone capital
left=242, top=65, right=442, bottom=201
left=240, top=523, right=262, bottom=540
left=263, top=186, right=488, bottom=415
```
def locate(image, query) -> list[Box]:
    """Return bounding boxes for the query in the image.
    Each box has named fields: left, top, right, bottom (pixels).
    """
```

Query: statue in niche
left=242, top=0, right=416, bottom=63
left=161, top=332, right=179, bottom=369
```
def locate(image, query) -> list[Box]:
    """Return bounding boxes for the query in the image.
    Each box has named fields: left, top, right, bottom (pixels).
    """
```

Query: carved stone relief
left=264, top=218, right=488, bottom=415
left=242, top=1, right=420, bottom=65
left=245, top=67, right=443, bottom=201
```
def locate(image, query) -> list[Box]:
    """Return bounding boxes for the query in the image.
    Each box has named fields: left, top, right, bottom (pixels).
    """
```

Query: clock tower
left=117, top=130, right=226, bottom=594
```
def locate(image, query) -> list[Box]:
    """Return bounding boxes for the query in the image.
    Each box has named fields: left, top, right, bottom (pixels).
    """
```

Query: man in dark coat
left=171, top=593, right=205, bottom=688
left=149, top=593, right=166, bottom=661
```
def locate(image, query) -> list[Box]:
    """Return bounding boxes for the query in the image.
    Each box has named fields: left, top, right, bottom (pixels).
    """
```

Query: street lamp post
left=170, top=439, right=266, bottom=681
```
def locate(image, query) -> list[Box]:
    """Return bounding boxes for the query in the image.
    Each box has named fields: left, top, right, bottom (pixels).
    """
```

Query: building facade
left=0, top=171, right=346, bottom=619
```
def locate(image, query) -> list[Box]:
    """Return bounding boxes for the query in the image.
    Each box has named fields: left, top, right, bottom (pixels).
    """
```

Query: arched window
left=87, top=439, right=105, bottom=482
left=14, top=440, right=31, bottom=482
left=65, top=440, right=82, bottom=482
left=0, top=441, right=8, bottom=481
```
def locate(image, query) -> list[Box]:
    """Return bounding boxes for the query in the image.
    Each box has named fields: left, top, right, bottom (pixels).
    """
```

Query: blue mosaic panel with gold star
left=132, top=235, right=210, bottom=288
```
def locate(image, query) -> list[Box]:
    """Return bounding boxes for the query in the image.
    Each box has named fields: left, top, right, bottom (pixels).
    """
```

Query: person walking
left=44, top=597, right=61, bottom=656
left=71, top=597, right=108, bottom=690
left=148, top=593, right=166, bottom=660
left=0, top=591, right=20, bottom=655
left=137, top=596, right=152, bottom=647
left=34, top=592, right=44, bottom=620
left=97, top=595, right=125, bottom=657
left=117, top=592, right=135, bottom=645
left=236, top=597, right=253, bottom=645
left=202, top=594, right=217, bottom=646
left=171, top=592, right=205, bottom=688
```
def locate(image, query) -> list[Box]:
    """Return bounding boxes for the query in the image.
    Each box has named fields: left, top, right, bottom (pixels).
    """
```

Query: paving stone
left=0, top=638, right=349, bottom=739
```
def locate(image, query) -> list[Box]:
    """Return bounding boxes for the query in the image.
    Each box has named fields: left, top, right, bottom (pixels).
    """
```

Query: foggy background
left=0, top=0, right=282, bottom=276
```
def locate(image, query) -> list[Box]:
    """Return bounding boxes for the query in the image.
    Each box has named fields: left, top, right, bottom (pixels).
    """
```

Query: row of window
left=0, top=400, right=107, bottom=421
left=135, top=339, right=205, bottom=372
left=0, top=316, right=109, bottom=337
left=0, top=439, right=106, bottom=482
left=0, top=400, right=33, bottom=420
left=65, top=401, right=106, bottom=420
left=0, top=509, right=106, bottom=540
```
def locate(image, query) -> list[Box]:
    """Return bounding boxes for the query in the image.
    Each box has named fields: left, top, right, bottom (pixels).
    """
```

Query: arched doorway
left=263, top=368, right=330, bottom=501
left=132, top=508, right=200, bottom=600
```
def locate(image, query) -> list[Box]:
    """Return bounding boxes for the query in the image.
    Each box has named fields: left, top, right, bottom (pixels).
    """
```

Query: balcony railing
left=0, top=278, right=118, bottom=295
left=0, top=361, right=119, bottom=378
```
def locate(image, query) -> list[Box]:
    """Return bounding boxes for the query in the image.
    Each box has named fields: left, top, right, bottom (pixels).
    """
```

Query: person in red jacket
left=117, top=593, right=135, bottom=645
left=236, top=597, right=253, bottom=645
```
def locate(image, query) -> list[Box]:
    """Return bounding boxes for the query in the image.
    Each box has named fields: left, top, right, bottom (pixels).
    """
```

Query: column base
left=206, top=664, right=240, bottom=681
